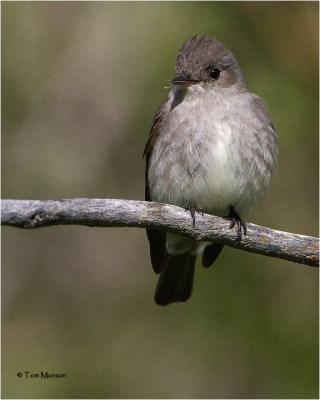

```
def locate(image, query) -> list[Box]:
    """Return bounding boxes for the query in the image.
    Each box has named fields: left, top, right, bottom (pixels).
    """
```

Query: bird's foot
left=228, top=206, right=247, bottom=241
left=182, top=203, right=204, bottom=227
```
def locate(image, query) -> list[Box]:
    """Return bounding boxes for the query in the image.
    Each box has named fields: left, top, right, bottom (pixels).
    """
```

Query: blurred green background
left=2, top=2, right=318, bottom=398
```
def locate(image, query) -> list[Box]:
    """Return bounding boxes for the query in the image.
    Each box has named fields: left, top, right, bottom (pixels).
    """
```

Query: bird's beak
left=171, top=76, right=201, bottom=86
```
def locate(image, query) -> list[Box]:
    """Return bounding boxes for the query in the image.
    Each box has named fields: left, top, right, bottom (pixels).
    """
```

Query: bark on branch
left=1, top=198, right=318, bottom=267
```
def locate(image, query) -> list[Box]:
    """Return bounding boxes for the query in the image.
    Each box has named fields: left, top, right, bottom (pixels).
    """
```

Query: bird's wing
left=143, top=100, right=169, bottom=273
left=143, top=100, right=168, bottom=163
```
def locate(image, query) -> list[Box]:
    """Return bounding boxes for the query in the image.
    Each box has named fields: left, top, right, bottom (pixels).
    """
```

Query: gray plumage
left=144, top=35, right=277, bottom=306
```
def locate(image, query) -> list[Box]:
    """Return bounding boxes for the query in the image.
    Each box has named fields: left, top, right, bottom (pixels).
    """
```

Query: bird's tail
left=154, top=253, right=196, bottom=306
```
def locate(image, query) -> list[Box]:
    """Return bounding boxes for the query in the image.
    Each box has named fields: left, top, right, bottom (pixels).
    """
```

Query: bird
left=143, top=35, right=277, bottom=306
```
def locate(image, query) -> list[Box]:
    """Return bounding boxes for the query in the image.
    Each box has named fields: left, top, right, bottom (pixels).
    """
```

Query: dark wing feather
left=146, top=229, right=166, bottom=273
left=144, top=101, right=169, bottom=273
left=202, top=243, right=224, bottom=268
left=143, top=100, right=168, bottom=161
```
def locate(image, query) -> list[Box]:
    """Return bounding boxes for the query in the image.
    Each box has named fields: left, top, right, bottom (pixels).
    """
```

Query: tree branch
left=1, top=198, right=318, bottom=267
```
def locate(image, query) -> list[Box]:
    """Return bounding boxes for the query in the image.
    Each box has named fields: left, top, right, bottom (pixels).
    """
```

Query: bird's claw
left=183, top=203, right=204, bottom=227
left=228, top=206, right=247, bottom=241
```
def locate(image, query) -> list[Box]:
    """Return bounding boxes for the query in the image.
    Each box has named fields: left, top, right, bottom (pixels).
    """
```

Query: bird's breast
left=148, top=87, right=275, bottom=217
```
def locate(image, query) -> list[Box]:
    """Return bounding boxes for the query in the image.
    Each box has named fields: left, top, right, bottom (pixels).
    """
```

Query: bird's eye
left=209, top=68, right=220, bottom=79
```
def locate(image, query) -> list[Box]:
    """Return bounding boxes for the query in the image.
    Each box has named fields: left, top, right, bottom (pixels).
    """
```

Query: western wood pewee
left=144, top=35, right=277, bottom=306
